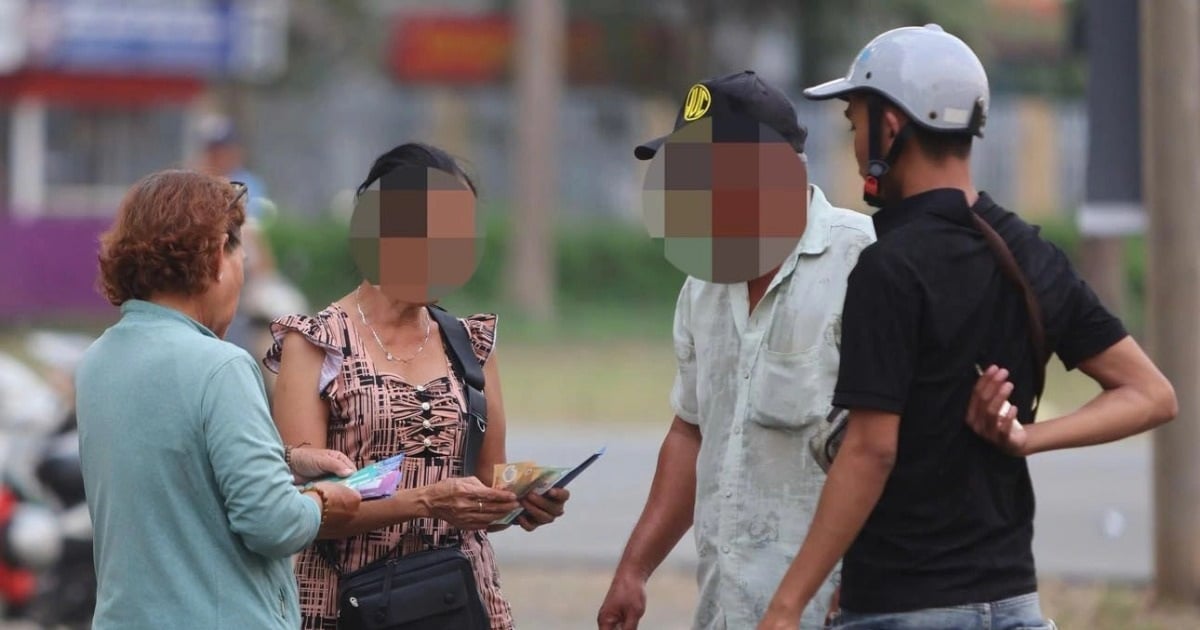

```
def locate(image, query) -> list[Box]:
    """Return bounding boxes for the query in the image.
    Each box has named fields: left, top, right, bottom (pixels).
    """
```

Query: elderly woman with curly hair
left=74, top=170, right=362, bottom=630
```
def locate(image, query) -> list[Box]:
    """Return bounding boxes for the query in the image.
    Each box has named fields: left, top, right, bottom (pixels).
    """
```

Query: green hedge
left=262, top=214, right=687, bottom=312
left=263, top=212, right=1144, bottom=332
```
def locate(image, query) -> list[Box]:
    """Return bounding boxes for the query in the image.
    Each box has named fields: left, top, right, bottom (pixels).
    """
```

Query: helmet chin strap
left=863, top=94, right=914, bottom=208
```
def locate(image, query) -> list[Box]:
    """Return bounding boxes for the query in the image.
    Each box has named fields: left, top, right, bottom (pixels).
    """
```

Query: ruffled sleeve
left=262, top=310, right=346, bottom=398
left=463, top=313, right=498, bottom=367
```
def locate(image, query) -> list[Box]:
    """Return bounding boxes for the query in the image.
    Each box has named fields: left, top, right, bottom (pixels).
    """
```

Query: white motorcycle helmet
left=804, top=24, right=989, bottom=205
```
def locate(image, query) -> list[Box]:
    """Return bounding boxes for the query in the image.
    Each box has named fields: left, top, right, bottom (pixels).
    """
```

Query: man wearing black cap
left=597, top=71, right=876, bottom=630
left=632, top=72, right=809, bottom=161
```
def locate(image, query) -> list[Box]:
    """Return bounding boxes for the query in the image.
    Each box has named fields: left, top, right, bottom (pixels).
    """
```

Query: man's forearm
left=615, top=417, right=701, bottom=580
left=767, top=444, right=892, bottom=614
left=1021, top=336, right=1176, bottom=456
left=1025, top=383, right=1174, bottom=455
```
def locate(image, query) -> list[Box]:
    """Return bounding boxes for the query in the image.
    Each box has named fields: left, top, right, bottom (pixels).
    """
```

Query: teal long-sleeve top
left=76, top=299, right=321, bottom=629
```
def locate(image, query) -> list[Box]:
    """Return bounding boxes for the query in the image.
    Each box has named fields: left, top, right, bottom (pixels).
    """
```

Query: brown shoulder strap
left=969, top=211, right=1048, bottom=418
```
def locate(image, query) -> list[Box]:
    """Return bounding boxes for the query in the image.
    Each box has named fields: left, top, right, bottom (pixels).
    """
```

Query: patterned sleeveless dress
left=263, top=304, right=514, bottom=629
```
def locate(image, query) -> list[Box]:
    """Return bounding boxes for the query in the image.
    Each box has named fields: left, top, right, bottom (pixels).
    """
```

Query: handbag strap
left=426, top=305, right=488, bottom=477
left=969, top=206, right=1048, bottom=418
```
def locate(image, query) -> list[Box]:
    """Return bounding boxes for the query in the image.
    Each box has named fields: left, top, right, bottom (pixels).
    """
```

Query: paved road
left=490, top=424, right=1154, bottom=582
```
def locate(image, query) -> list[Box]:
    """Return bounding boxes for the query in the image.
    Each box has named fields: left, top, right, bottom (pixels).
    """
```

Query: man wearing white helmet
left=755, top=24, right=1176, bottom=629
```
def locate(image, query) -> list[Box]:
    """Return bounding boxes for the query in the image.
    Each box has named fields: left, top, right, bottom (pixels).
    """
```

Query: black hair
left=356, top=142, right=478, bottom=196
left=910, top=126, right=973, bottom=161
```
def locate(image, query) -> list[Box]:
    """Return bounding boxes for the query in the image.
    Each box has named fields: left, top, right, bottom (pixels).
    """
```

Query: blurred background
left=0, top=1, right=1197, bottom=628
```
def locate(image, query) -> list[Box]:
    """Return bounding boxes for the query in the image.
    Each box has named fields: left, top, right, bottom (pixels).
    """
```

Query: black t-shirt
left=833, top=189, right=1128, bottom=613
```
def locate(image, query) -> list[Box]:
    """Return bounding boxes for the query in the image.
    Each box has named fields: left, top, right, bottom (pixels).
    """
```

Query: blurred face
left=210, top=233, right=246, bottom=338
left=642, top=117, right=808, bottom=284
left=349, top=167, right=483, bottom=305
left=204, top=143, right=244, bottom=176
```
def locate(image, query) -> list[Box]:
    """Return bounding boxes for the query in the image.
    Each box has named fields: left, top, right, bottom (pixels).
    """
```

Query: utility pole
left=508, top=0, right=565, bottom=321
left=1077, top=0, right=1141, bottom=319
left=1143, top=0, right=1200, bottom=605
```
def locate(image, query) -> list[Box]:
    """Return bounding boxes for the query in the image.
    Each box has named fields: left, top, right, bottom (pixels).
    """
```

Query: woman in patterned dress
left=264, top=144, right=570, bottom=629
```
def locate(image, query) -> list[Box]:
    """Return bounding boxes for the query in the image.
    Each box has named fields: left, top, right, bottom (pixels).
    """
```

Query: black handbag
left=335, top=547, right=489, bottom=630
left=328, top=305, right=491, bottom=630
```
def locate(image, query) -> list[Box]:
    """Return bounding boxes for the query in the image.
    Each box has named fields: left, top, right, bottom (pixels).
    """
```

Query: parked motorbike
left=0, top=332, right=96, bottom=629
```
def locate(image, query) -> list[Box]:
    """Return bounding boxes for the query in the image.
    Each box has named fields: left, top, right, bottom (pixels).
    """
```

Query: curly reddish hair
left=98, top=170, right=246, bottom=306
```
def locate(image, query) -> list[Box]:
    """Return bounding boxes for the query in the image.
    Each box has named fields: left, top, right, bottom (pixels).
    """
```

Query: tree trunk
left=1143, top=0, right=1200, bottom=607
left=507, top=0, right=565, bottom=321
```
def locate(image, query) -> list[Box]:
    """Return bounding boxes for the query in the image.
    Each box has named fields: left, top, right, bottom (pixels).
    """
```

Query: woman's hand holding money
left=516, top=487, right=570, bottom=532
left=419, top=476, right=519, bottom=530
left=287, top=446, right=357, bottom=481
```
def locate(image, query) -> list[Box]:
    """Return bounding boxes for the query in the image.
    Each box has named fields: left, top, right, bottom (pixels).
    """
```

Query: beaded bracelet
left=304, top=484, right=329, bottom=526
left=284, top=441, right=312, bottom=467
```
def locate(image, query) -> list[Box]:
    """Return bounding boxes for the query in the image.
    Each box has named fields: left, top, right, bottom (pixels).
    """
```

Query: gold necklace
left=354, top=286, right=431, bottom=363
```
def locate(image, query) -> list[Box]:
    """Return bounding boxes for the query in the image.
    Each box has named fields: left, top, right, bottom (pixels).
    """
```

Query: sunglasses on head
left=228, top=181, right=248, bottom=212
left=226, top=181, right=248, bottom=247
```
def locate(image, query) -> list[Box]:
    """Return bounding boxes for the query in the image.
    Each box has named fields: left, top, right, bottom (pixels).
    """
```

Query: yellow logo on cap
left=682, top=84, right=711, bottom=121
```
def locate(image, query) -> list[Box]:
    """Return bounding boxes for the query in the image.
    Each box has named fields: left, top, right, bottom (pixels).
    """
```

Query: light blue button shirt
left=670, top=185, right=876, bottom=629
left=76, top=299, right=321, bottom=630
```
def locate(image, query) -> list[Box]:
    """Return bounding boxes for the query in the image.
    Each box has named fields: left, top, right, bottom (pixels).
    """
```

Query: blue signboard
left=16, top=0, right=286, bottom=79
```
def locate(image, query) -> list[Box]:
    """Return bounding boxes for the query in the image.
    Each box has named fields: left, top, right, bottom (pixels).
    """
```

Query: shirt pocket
left=751, top=305, right=838, bottom=430
left=749, top=346, right=833, bottom=431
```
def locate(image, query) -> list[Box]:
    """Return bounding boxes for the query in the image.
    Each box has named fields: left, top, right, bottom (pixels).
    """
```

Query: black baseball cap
left=634, top=70, right=808, bottom=160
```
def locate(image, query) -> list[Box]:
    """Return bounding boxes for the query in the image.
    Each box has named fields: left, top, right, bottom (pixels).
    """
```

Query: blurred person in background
left=757, top=25, right=1176, bottom=630
left=265, top=143, right=570, bottom=630
left=193, top=113, right=271, bottom=224
left=75, top=170, right=362, bottom=630
left=597, top=71, right=876, bottom=630
left=192, top=113, right=307, bottom=394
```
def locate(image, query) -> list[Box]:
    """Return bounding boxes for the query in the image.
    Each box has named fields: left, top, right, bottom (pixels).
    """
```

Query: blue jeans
left=829, top=592, right=1056, bottom=629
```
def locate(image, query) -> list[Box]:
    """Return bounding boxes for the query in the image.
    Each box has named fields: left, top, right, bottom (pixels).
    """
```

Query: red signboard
left=389, top=15, right=514, bottom=84
left=0, top=71, right=203, bottom=106
left=387, top=13, right=671, bottom=86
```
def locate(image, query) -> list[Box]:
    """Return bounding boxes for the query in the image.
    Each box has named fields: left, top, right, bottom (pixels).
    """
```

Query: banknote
left=491, top=461, right=540, bottom=496
left=492, top=466, right=571, bottom=525
left=525, top=466, right=571, bottom=497
left=303, top=453, right=405, bottom=500
left=488, top=448, right=606, bottom=525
